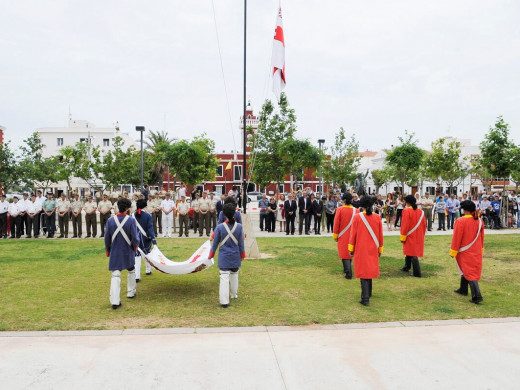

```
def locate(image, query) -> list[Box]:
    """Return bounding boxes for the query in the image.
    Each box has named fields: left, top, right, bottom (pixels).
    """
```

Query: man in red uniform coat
left=333, top=193, right=357, bottom=279
left=400, top=195, right=427, bottom=277
left=348, top=196, right=384, bottom=306
left=450, top=200, right=485, bottom=304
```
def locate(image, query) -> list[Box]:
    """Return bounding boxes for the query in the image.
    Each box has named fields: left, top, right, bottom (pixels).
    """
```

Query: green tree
left=280, top=138, right=324, bottom=191
left=251, top=93, right=296, bottom=189
left=425, top=137, right=468, bottom=195
left=479, top=116, right=515, bottom=180
left=94, top=135, right=140, bottom=189
left=509, top=145, right=520, bottom=192
left=58, top=142, right=96, bottom=192
left=385, top=131, right=425, bottom=194
left=0, top=141, right=19, bottom=193
left=322, top=128, right=361, bottom=189
left=371, top=168, right=392, bottom=194
left=144, top=130, right=175, bottom=186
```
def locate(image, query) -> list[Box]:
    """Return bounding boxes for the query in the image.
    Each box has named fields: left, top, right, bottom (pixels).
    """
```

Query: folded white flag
left=139, top=240, right=214, bottom=275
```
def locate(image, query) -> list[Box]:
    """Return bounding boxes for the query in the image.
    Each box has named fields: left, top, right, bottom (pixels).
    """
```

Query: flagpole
left=242, top=0, right=248, bottom=214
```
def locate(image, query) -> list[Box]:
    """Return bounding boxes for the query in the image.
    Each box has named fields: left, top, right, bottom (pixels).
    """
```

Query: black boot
left=359, top=279, right=370, bottom=306
left=468, top=281, right=483, bottom=304
left=454, top=276, right=469, bottom=296
left=368, top=279, right=373, bottom=298
left=344, top=259, right=353, bottom=279
left=411, top=257, right=422, bottom=277
left=400, top=256, right=411, bottom=272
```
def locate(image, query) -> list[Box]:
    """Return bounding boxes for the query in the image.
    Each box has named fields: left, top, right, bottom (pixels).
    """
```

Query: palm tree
left=145, top=130, right=176, bottom=188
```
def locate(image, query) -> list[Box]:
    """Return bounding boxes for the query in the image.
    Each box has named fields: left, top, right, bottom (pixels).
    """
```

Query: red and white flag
left=272, top=5, right=286, bottom=101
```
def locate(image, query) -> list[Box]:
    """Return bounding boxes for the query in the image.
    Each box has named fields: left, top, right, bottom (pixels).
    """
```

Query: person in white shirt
left=160, top=192, right=175, bottom=238
left=35, top=189, right=45, bottom=235
left=177, top=183, right=187, bottom=200
left=26, top=194, right=42, bottom=238
left=0, top=194, right=9, bottom=238
left=19, top=192, right=29, bottom=236
left=8, top=196, right=23, bottom=238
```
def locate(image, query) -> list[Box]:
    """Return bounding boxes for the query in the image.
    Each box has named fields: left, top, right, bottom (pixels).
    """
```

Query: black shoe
left=58, top=235, right=64, bottom=238
left=411, top=257, right=422, bottom=277
left=127, top=294, right=136, bottom=299
left=86, top=235, right=91, bottom=238
left=291, top=232, right=294, bottom=235
left=443, top=228, right=446, bottom=231
left=146, top=271, right=152, bottom=275
left=179, top=234, right=183, bottom=237
left=400, top=256, right=412, bottom=272
left=185, top=235, right=189, bottom=237
left=437, top=228, right=441, bottom=231
left=112, top=303, right=122, bottom=310
left=360, top=279, right=370, bottom=306
left=286, top=233, right=289, bottom=235
left=221, top=304, right=229, bottom=308
left=136, top=278, right=140, bottom=283
left=342, top=259, right=353, bottom=279
left=34, top=236, right=39, bottom=238
left=26, top=235, right=32, bottom=238
left=454, top=276, right=469, bottom=296
left=468, top=281, right=483, bottom=304
left=305, top=232, right=310, bottom=235
left=72, top=235, right=77, bottom=238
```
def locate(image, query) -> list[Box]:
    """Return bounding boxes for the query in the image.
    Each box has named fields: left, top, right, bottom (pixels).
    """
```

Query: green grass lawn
left=1, top=235, right=519, bottom=331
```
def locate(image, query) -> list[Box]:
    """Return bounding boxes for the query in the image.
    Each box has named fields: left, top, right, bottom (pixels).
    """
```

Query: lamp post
left=318, top=139, right=325, bottom=194
left=136, top=126, right=145, bottom=193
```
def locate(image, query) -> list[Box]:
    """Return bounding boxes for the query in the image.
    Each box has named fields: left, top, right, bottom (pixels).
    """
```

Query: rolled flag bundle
left=139, top=240, right=214, bottom=275
left=272, top=4, right=286, bottom=100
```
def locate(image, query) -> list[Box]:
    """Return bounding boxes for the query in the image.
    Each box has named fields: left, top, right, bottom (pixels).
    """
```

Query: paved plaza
left=1, top=318, right=519, bottom=389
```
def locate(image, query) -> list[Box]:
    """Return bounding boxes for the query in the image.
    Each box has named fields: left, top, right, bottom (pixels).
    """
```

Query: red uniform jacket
left=332, top=205, right=356, bottom=259
left=449, top=215, right=485, bottom=281
left=400, top=207, right=427, bottom=257
left=348, top=212, right=384, bottom=279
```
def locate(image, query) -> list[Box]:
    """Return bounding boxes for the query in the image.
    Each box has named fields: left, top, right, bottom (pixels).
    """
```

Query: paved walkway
left=2, top=318, right=519, bottom=390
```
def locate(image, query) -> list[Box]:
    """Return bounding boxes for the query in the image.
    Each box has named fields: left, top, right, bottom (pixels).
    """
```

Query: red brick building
left=162, top=103, right=327, bottom=196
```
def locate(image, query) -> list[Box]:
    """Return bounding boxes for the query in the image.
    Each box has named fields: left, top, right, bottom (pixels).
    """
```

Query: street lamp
left=136, top=126, right=145, bottom=193
left=318, top=139, right=325, bottom=194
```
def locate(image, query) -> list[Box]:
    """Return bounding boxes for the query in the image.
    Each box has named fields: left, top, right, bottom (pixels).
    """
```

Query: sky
left=1, top=0, right=520, bottom=154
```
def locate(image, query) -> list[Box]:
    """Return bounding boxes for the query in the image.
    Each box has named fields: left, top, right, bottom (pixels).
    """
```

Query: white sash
left=459, top=218, right=483, bottom=253
left=221, top=223, right=238, bottom=246
left=359, top=213, right=380, bottom=250
left=112, top=215, right=131, bottom=246
left=133, top=213, right=148, bottom=237
left=338, top=208, right=357, bottom=238
left=406, top=210, right=425, bottom=236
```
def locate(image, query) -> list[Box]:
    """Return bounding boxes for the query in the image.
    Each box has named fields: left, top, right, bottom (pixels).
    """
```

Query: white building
left=362, top=137, right=484, bottom=196
left=37, top=119, right=136, bottom=158
left=36, top=119, right=138, bottom=194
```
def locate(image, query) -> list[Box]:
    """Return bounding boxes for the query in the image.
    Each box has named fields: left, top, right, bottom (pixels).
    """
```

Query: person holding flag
left=399, top=195, right=427, bottom=277
left=449, top=200, right=485, bottom=304
left=332, top=193, right=357, bottom=279
left=348, top=196, right=384, bottom=306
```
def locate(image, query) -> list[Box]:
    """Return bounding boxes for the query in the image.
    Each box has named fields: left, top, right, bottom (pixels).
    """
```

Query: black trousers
left=314, top=215, right=322, bottom=233
left=10, top=215, right=22, bottom=238
left=259, top=214, right=267, bottom=231
left=437, top=213, right=445, bottom=230
left=298, top=213, right=310, bottom=234
left=266, top=212, right=276, bottom=232
left=326, top=213, right=335, bottom=232
left=394, top=209, right=403, bottom=227
left=46, top=212, right=56, bottom=237
left=100, top=212, right=111, bottom=236
left=0, top=213, right=7, bottom=237
left=286, top=213, right=296, bottom=234
left=27, top=214, right=40, bottom=237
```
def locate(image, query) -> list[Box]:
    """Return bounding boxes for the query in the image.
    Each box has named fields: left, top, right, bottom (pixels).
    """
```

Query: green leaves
left=479, top=116, right=516, bottom=179
left=424, top=137, right=468, bottom=193
left=322, top=127, right=360, bottom=188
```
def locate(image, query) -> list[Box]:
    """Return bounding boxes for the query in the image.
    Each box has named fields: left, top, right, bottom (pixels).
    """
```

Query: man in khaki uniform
left=57, top=193, right=71, bottom=238
left=191, top=193, right=200, bottom=233
left=209, top=192, right=218, bottom=231
left=198, top=191, right=211, bottom=237
left=84, top=195, right=98, bottom=238
left=152, top=192, right=162, bottom=236
left=177, top=195, right=190, bottom=237
left=98, top=193, right=113, bottom=237
left=145, top=194, right=155, bottom=215
left=71, top=193, right=83, bottom=238
left=422, top=193, right=434, bottom=232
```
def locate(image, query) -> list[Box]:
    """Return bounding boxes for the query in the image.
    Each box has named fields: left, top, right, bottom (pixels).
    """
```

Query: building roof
left=358, top=150, right=378, bottom=157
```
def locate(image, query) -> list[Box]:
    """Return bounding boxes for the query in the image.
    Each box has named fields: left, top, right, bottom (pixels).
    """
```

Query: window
left=103, top=138, right=110, bottom=147
left=234, top=165, right=242, bottom=181
left=215, top=185, right=223, bottom=195
left=57, top=138, right=64, bottom=146
left=425, top=186, right=436, bottom=195
left=79, top=138, right=87, bottom=143
left=316, top=185, right=323, bottom=194
left=278, top=184, right=285, bottom=193
left=216, top=165, right=223, bottom=177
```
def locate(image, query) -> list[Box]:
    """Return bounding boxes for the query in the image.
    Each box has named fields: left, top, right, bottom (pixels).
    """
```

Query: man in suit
left=298, top=191, right=312, bottom=235
left=311, top=193, right=324, bottom=235
left=284, top=193, right=297, bottom=235
left=216, top=194, right=226, bottom=218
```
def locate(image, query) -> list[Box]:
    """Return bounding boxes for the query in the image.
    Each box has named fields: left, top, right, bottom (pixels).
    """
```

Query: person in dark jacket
left=311, top=193, right=323, bottom=235
left=133, top=199, right=157, bottom=282
left=266, top=197, right=277, bottom=232
left=284, top=193, right=297, bottom=235
left=298, top=192, right=312, bottom=235
left=104, top=198, right=140, bottom=309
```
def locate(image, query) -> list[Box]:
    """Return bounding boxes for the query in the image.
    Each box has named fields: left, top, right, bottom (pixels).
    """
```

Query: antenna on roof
left=68, top=105, right=72, bottom=121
